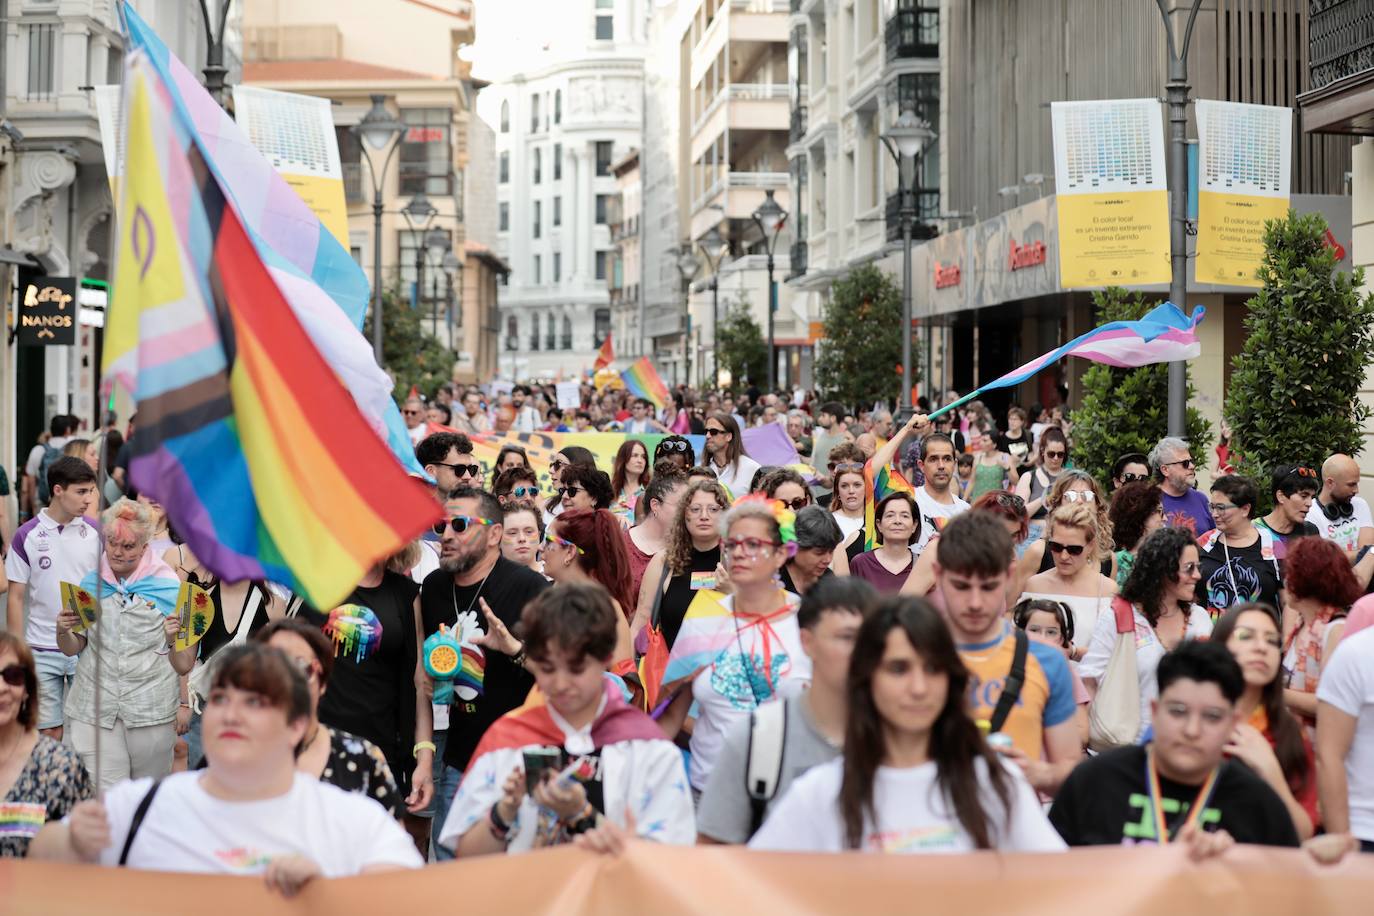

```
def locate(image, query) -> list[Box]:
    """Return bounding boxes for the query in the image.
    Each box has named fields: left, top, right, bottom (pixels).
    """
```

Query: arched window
left=530, top=313, right=541, bottom=350
left=500, top=100, right=510, bottom=133
left=554, top=89, right=562, bottom=125
left=545, top=311, right=556, bottom=350
left=561, top=315, right=573, bottom=350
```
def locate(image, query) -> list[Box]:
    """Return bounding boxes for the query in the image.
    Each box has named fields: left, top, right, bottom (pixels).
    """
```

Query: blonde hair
left=101, top=497, right=155, bottom=547
left=1046, top=501, right=1109, bottom=560
left=1047, top=470, right=1112, bottom=556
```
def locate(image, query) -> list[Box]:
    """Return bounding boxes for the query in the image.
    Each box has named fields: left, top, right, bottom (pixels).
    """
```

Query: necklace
left=1144, top=746, right=1221, bottom=844
left=452, top=564, right=495, bottom=627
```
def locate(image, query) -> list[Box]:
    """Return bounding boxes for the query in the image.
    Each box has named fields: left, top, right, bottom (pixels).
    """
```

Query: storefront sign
left=1008, top=238, right=1047, bottom=270
left=1195, top=99, right=1291, bottom=288
left=1051, top=99, right=1171, bottom=287
left=18, top=276, right=77, bottom=346
left=933, top=261, right=962, bottom=289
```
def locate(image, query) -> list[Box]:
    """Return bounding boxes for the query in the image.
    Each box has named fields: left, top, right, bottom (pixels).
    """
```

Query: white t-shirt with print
left=913, top=486, right=970, bottom=556
left=749, top=755, right=1066, bottom=853
left=1316, top=627, right=1374, bottom=842
left=688, top=593, right=811, bottom=791
left=712, top=455, right=762, bottom=501
left=4, top=510, right=101, bottom=650
left=1305, top=495, right=1374, bottom=554
left=88, top=771, right=423, bottom=874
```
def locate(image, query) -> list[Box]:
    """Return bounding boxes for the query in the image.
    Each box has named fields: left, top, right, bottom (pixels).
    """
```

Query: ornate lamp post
left=352, top=95, right=406, bottom=364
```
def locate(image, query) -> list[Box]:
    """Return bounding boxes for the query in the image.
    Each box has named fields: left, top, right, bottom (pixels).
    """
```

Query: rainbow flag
left=106, top=51, right=439, bottom=609
left=620, top=357, right=671, bottom=409
left=594, top=332, right=615, bottom=371
left=863, top=458, right=916, bottom=551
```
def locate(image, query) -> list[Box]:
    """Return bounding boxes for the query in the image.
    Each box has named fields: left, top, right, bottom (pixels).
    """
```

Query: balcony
left=645, top=303, right=686, bottom=339
left=885, top=190, right=940, bottom=244
left=692, top=83, right=790, bottom=145
left=885, top=5, right=939, bottom=62
left=787, top=241, right=807, bottom=279
left=790, top=103, right=808, bottom=143
left=1310, top=0, right=1374, bottom=92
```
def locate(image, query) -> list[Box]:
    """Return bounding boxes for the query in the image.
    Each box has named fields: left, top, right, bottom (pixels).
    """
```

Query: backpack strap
left=117, top=779, right=164, bottom=866
left=648, top=560, right=672, bottom=630
left=1112, top=596, right=1137, bottom=634
left=988, top=628, right=1029, bottom=735
left=744, top=699, right=789, bottom=837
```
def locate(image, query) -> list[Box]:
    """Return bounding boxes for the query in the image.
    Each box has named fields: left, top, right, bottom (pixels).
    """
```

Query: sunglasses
left=402, top=408, right=423, bottom=416
left=549, top=458, right=569, bottom=472
left=558, top=486, right=585, bottom=500
left=1047, top=540, right=1086, bottom=557
left=777, top=496, right=809, bottom=511
left=1120, top=472, right=1151, bottom=483
left=434, top=461, right=481, bottom=478
left=545, top=532, right=586, bottom=555
left=1061, top=490, right=1095, bottom=504
left=704, top=428, right=728, bottom=437
left=1208, top=501, right=1240, bottom=514
left=1178, top=561, right=1200, bottom=576
left=508, top=485, right=539, bottom=498
left=1287, top=466, right=1317, bottom=479
left=0, top=664, right=25, bottom=687
left=657, top=439, right=691, bottom=453
left=432, top=515, right=495, bottom=537
left=1162, top=458, right=1195, bottom=469
left=832, top=462, right=865, bottom=473
left=1043, top=450, right=1066, bottom=460
left=993, top=492, right=1026, bottom=511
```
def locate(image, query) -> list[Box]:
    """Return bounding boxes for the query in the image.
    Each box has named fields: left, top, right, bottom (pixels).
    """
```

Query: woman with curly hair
left=760, top=466, right=811, bottom=510
left=1107, top=480, right=1164, bottom=587
left=1020, top=502, right=1118, bottom=656
left=630, top=478, right=729, bottom=648
left=1079, top=527, right=1212, bottom=742
left=610, top=438, right=652, bottom=526
left=1282, top=535, right=1360, bottom=736
left=1023, top=469, right=1115, bottom=579
left=557, top=464, right=615, bottom=515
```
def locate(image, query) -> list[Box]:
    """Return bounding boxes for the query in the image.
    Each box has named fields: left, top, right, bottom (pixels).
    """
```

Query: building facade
left=486, top=0, right=646, bottom=380
left=607, top=148, right=642, bottom=364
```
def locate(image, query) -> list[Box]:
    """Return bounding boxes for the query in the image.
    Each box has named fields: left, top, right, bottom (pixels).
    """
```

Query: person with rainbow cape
left=1049, top=639, right=1300, bottom=854
left=438, top=583, right=693, bottom=855
left=654, top=494, right=812, bottom=801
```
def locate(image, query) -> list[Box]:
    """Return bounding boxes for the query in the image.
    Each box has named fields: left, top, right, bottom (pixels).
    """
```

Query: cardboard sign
left=555, top=381, right=582, bottom=410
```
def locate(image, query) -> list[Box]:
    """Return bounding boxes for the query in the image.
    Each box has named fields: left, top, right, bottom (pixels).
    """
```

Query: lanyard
left=1144, top=746, right=1220, bottom=844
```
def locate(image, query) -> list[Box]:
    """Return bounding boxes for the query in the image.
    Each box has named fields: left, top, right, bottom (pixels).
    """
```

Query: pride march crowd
left=3, top=379, right=1374, bottom=900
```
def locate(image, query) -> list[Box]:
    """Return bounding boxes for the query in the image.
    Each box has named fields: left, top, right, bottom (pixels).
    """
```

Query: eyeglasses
left=558, top=486, right=586, bottom=500
left=724, top=537, right=780, bottom=558
left=1178, top=561, right=1200, bottom=576
left=432, top=515, right=495, bottom=537
left=777, top=496, right=809, bottom=511
left=508, top=485, right=539, bottom=498
left=434, top=461, right=481, bottom=478
left=0, top=664, right=25, bottom=687
left=1120, top=472, right=1151, bottom=483
left=1161, top=458, right=1195, bottom=469
left=1208, top=501, right=1240, bottom=513
left=687, top=504, right=723, bottom=518
left=545, top=531, right=586, bottom=555
left=1043, top=450, right=1066, bottom=460
left=1061, top=490, right=1095, bottom=504
left=704, top=428, right=728, bottom=437
left=1046, top=540, right=1085, bottom=557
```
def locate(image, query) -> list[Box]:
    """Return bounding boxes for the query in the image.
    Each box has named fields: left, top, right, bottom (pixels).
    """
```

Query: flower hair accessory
left=735, top=493, right=798, bottom=557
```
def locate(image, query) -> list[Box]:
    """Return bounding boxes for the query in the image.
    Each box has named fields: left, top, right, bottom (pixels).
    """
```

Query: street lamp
left=197, top=0, right=234, bottom=105
left=352, top=94, right=407, bottom=364
left=403, top=192, right=438, bottom=328
left=697, top=224, right=729, bottom=387
left=443, top=248, right=463, bottom=354
left=751, top=189, right=788, bottom=393
left=424, top=226, right=450, bottom=345
left=881, top=106, right=936, bottom=420
left=674, top=244, right=701, bottom=387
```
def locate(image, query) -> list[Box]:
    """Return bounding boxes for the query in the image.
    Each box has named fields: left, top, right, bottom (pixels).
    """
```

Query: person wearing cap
left=1111, top=453, right=1151, bottom=492
left=780, top=506, right=846, bottom=596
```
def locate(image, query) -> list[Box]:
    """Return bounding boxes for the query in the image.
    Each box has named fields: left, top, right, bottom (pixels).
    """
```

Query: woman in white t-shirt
left=31, top=643, right=422, bottom=894
left=830, top=460, right=867, bottom=542
left=750, top=596, right=1065, bottom=854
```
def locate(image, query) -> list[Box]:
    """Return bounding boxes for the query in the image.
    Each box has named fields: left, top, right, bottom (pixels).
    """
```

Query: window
left=595, top=194, right=610, bottom=225
left=500, top=100, right=510, bottom=132
left=595, top=0, right=613, bottom=40
left=399, top=109, right=452, bottom=195
left=561, top=315, right=573, bottom=350
left=553, top=252, right=562, bottom=282
left=26, top=23, right=56, bottom=100
left=553, top=196, right=562, bottom=227
left=530, top=94, right=540, bottom=132
left=531, top=313, right=541, bottom=350
left=338, top=126, right=362, bottom=202
left=545, top=313, right=556, bottom=350
left=554, top=143, right=562, bottom=180
left=533, top=201, right=541, bottom=238
left=499, top=151, right=509, bottom=183
left=595, top=250, right=608, bottom=280
left=506, top=315, right=519, bottom=350
left=594, top=308, right=611, bottom=346
left=534, top=254, right=541, bottom=285
left=533, top=148, right=541, bottom=184
left=398, top=231, right=439, bottom=303
left=595, top=141, right=614, bottom=176
left=554, top=90, right=562, bottom=125
left=499, top=202, right=510, bottom=232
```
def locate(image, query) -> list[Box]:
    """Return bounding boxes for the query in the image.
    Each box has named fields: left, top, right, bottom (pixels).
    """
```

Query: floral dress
left=322, top=729, right=402, bottom=817
left=0, top=735, right=94, bottom=857
left=1284, top=614, right=1343, bottom=737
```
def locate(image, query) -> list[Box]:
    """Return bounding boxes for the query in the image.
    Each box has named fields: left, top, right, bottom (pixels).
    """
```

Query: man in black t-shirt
left=1050, top=641, right=1299, bottom=853
left=421, top=487, right=548, bottom=859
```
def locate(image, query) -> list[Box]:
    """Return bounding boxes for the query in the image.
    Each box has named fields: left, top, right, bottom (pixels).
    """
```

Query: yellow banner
left=1195, top=191, right=1288, bottom=288
left=1056, top=191, right=1171, bottom=288
left=469, top=432, right=704, bottom=499
left=5, top=843, right=1373, bottom=915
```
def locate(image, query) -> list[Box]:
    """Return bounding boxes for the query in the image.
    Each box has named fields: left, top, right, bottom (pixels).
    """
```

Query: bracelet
left=179, top=702, right=191, bottom=709
left=413, top=740, right=437, bottom=756
left=510, top=644, right=527, bottom=668
left=565, top=803, right=598, bottom=835
left=488, top=802, right=513, bottom=841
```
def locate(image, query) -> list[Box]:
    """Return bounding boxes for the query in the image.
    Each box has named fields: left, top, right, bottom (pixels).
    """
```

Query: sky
left=464, top=0, right=566, bottom=87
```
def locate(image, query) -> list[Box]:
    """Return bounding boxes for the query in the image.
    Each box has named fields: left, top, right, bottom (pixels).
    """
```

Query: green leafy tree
left=716, top=295, right=767, bottom=388
left=369, top=288, right=454, bottom=403
left=1225, top=210, right=1374, bottom=502
left=814, top=264, right=905, bottom=409
left=1071, top=287, right=1212, bottom=488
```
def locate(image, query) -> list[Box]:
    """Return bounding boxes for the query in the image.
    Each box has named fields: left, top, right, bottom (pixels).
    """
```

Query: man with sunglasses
left=1306, top=453, right=1374, bottom=562
left=1111, top=453, right=1152, bottom=492
left=420, top=488, right=549, bottom=860
left=402, top=397, right=429, bottom=447
left=1148, top=437, right=1214, bottom=536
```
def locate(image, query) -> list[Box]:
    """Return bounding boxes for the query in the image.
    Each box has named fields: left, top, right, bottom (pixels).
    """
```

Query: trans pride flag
left=106, top=52, right=439, bottom=609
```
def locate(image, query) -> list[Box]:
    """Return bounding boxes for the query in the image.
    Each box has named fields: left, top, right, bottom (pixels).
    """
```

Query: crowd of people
left=2, top=381, right=1373, bottom=896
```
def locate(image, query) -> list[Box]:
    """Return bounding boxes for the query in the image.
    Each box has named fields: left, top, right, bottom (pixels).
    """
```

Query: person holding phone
left=440, top=584, right=694, bottom=855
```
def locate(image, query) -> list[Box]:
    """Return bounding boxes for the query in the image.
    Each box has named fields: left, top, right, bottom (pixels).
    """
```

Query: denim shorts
left=33, top=650, right=78, bottom=730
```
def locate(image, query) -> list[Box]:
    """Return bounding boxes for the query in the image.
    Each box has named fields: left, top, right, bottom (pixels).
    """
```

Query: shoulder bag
left=1086, top=596, right=1142, bottom=753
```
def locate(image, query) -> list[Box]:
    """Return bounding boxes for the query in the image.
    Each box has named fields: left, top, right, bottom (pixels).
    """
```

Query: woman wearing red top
left=1213, top=602, right=1318, bottom=839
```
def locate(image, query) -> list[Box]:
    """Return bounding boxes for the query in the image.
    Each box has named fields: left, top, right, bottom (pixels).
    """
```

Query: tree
left=1071, top=287, right=1213, bottom=488
left=814, top=264, right=905, bottom=410
left=716, top=295, right=767, bottom=389
left=369, top=288, right=454, bottom=403
left=1225, top=210, right=1374, bottom=499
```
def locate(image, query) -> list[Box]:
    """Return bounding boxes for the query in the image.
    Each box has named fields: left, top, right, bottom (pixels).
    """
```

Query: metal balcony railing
left=885, top=190, right=941, bottom=244
left=885, top=5, right=939, bottom=62
left=1309, top=0, right=1374, bottom=92
left=728, top=171, right=790, bottom=188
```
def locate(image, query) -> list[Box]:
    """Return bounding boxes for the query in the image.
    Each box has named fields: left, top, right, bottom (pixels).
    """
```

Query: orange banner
left=4, top=843, right=1373, bottom=915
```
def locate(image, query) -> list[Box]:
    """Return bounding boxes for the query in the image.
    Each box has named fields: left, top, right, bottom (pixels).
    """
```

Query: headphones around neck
left=1319, top=499, right=1356, bottom=521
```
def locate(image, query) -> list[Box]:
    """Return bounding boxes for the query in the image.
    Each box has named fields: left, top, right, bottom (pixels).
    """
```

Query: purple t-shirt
left=1161, top=487, right=1214, bottom=536
left=849, top=550, right=914, bottom=594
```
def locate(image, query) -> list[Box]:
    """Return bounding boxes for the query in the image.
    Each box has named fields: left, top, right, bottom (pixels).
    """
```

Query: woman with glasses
left=1107, top=480, right=1164, bottom=588
left=1079, top=527, right=1212, bottom=743
left=610, top=439, right=653, bottom=528
left=500, top=505, right=545, bottom=574
left=1281, top=536, right=1360, bottom=738
left=1020, top=502, right=1118, bottom=658
left=703, top=412, right=760, bottom=501
left=626, top=471, right=687, bottom=607
left=0, top=631, right=93, bottom=857
left=656, top=496, right=810, bottom=800
left=493, top=466, right=541, bottom=510
left=631, top=479, right=729, bottom=649
left=490, top=445, right=531, bottom=491
left=849, top=492, right=920, bottom=594
left=1196, top=475, right=1283, bottom=617
left=558, top=465, right=614, bottom=516
left=760, top=467, right=812, bottom=512
left=252, top=619, right=402, bottom=816
left=1014, top=427, right=1068, bottom=542
left=544, top=446, right=597, bottom=520
left=653, top=435, right=696, bottom=471
left=1024, top=470, right=1116, bottom=579
left=541, top=510, right=636, bottom=664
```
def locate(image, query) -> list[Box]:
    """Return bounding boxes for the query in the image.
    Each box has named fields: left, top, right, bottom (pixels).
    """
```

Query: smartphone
left=522, top=746, right=561, bottom=793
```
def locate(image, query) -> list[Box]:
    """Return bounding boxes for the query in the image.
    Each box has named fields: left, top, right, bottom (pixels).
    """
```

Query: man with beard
left=912, top=432, right=969, bottom=557
left=420, top=487, right=549, bottom=859
left=1306, top=453, right=1374, bottom=562
left=1148, top=437, right=1213, bottom=535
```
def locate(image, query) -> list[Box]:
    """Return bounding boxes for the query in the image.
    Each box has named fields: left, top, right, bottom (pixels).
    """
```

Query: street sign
left=18, top=276, right=77, bottom=346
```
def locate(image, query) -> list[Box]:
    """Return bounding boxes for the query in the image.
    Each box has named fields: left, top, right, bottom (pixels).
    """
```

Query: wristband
left=565, top=803, right=598, bottom=835
left=413, top=740, right=437, bottom=756
left=510, top=644, right=527, bottom=668
left=489, top=802, right=513, bottom=840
